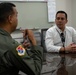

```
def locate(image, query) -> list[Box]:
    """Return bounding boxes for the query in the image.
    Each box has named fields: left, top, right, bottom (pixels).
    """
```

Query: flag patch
left=16, top=45, right=26, bottom=56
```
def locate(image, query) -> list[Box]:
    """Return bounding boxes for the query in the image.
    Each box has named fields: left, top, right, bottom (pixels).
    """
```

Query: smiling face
left=55, top=12, right=68, bottom=31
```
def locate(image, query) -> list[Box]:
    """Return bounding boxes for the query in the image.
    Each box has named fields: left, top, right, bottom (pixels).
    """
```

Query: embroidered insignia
left=16, top=45, right=26, bottom=56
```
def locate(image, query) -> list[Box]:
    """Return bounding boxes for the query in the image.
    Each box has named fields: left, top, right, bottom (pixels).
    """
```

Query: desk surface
left=41, top=53, right=76, bottom=75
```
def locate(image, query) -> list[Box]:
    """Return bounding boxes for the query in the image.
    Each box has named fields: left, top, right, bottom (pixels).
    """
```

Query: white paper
left=48, top=0, right=56, bottom=22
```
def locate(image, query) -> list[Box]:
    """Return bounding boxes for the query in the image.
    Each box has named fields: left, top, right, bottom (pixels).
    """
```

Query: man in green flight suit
left=0, top=2, right=43, bottom=75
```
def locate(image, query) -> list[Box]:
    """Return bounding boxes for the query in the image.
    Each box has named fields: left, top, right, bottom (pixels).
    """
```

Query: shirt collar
left=55, top=25, right=66, bottom=34
left=0, top=28, right=11, bottom=37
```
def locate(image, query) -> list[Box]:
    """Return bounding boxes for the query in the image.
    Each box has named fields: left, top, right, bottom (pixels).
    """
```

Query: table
left=41, top=53, right=76, bottom=75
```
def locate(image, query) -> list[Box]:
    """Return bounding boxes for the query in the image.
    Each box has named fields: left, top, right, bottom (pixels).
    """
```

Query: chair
left=41, top=28, right=48, bottom=53
left=33, top=31, right=41, bottom=46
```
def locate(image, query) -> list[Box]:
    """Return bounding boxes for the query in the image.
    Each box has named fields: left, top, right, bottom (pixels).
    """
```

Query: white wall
left=13, top=2, right=52, bottom=29
left=72, top=0, right=76, bottom=29
left=10, top=0, right=72, bottom=29
left=0, top=0, right=73, bottom=29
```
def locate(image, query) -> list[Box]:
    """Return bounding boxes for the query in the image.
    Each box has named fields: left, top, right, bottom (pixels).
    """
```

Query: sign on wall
left=48, top=0, right=56, bottom=22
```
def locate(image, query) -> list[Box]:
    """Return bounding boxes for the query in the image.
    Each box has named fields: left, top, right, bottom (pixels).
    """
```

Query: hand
left=22, top=40, right=30, bottom=49
left=71, top=43, right=76, bottom=53
left=65, top=43, right=76, bottom=53
left=22, top=29, right=37, bottom=46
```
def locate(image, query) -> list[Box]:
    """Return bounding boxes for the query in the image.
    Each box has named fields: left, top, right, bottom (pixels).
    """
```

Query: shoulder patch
left=16, top=45, right=26, bottom=56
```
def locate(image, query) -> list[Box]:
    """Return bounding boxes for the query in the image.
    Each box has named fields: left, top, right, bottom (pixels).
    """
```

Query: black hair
left=0, top=2, right=16, bottom=23
left=56, top=10, right=67, bottom=20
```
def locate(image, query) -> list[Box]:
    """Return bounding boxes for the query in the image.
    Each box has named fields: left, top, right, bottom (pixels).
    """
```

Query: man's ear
left=8, top=15, right=13, bottom=23
left=66, top=20, right=68, bottom=24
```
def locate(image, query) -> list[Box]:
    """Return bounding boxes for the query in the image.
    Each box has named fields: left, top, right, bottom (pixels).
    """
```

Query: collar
left=55, top=25, right=66, bottom=34
left=0, top=28, right=11, bottom=37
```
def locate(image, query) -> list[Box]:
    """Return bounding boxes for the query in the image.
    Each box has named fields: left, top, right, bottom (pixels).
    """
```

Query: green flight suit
left=0, top=28, right=43, bottom=75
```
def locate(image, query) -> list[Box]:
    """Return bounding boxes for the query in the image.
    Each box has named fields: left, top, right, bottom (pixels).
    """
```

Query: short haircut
left=56, top=10, right=67, bottom=20
left=0, top=2, right=16, bottom=23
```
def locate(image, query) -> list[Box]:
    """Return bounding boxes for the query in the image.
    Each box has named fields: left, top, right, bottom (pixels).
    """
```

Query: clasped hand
left=65, top=43, right=76, bottom=53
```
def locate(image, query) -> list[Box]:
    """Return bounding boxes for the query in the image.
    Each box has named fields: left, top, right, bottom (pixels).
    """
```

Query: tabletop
left=41, top=53, right=76, bottom=75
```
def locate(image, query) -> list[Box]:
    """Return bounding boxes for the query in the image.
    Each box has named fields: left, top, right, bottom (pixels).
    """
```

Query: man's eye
left=56, top=18, right=65, bottom=20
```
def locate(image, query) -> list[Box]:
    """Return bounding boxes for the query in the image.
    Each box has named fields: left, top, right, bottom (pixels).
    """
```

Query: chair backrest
left=41, top=28, right=48, bottom=53
left=33, top=31, right=41, bottom=46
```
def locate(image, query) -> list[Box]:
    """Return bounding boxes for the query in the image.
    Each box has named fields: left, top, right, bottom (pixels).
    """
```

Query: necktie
left=60, top=33, right=65, bottom=43
left=60, top=33, right=65, bottom=47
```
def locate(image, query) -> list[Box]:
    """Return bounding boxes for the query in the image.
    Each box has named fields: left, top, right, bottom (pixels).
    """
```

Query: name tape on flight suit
left=16, top=45, right=26, bottom=56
